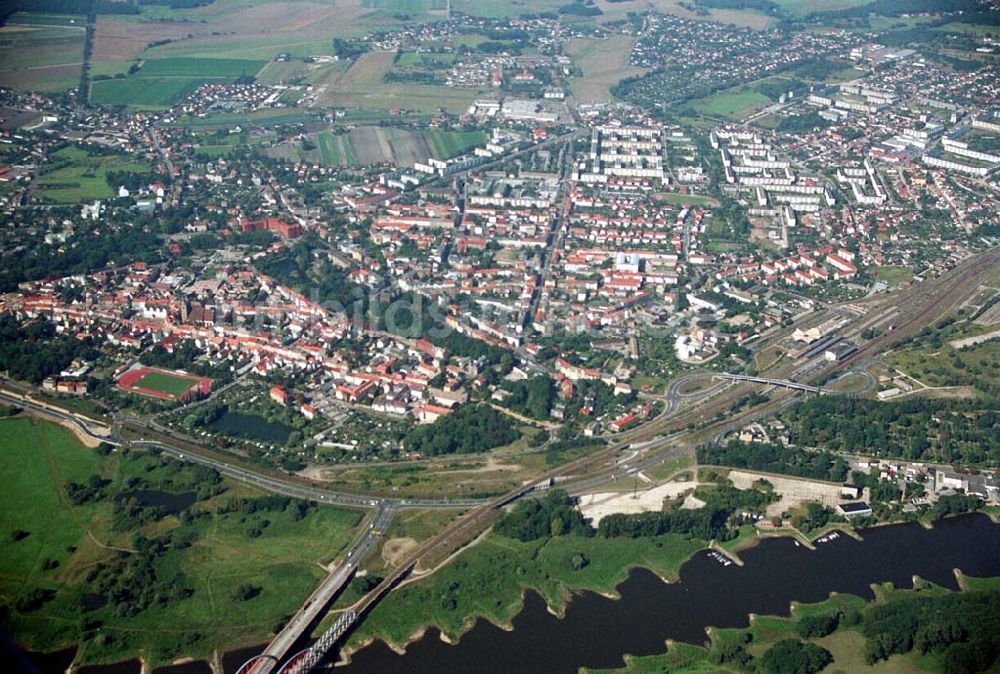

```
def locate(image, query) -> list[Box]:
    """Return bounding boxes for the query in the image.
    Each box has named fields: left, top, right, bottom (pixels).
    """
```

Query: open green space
left=90, top=57, right=266, bottom=108
left=134, top=371, right=198, bottom=397
left=876, top=265, right=915, bottom=286
left=0, top=415, right=363, bottom=668
left=692, top=87, right=772, bottom=120
left=349, top=527, right=706, bottom=649
left=33, top=145, right=152, bottom=204
left=424, top=128, right=487, bottom=159
left=318, top=132, right=359, bottom=166
left=90, top=77, right=202, bottom=108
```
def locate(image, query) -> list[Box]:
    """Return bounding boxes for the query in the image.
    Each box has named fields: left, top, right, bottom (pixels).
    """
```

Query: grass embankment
left=586, top=582, right=981, bottom=673
left=0, top=415, right=363, bottom=668
left=345, top=531, right=705, bottom=650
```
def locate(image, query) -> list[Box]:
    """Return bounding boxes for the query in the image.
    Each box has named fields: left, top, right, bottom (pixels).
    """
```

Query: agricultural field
left=316, top=50, right=480, bottom=113
left=772, top=0, right=871, bottom=16
left=318, top=132, right=360, bottom=166
left=0, top=13, right=85, bottom=92
left=423, top=128, right=488, bottom=158
left=90, top=57, right=266, bottom=108
left=0, top=415, right=363, bottom=668
left=566, top=36, right=646, bottom=104
left=90, top=77, right=202, bottom=108
left=362, top=0, right=448, bottom=12
left=33, top=146, right=153, bottom=204
left=308, top=127, right=486, bottom=167
left=395, top=50, right=456, bottom=67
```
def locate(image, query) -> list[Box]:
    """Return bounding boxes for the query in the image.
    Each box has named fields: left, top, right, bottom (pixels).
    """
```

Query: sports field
left=116, top=366, right=211, bottom=401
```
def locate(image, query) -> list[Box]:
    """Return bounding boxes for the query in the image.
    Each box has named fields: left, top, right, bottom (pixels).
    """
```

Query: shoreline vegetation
left=330, top=509, right=999, bottom=668
left=7, top=411, right=1000, bottom=672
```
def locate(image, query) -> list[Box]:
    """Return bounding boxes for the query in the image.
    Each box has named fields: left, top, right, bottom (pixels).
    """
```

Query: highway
left=5, top=247, right=996, bottom=674
left=0, top=390, right=119, bottom=446
left=248, top=505, right=396, bottom=674
left=713, top=373, right=823, bottom=394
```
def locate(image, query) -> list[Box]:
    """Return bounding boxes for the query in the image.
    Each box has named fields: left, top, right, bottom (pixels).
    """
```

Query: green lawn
left=876, top=265, right=914, bottom=286
left=0, top=415, right=364, bottom=668
left=33, top=145, right=152, bottom=203
left=134, top=372, right=199, bottom=397
left=90, top=77, right=203, bottom=108
left=693, top=88, right=772, bottom=120
left=424, top=128, right=487, bottom=159
left=317, top=132, right=359, bottom=166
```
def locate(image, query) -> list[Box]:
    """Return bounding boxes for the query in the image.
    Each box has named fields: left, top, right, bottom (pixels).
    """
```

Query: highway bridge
left=241, top=505, right=396, bottom=674
left=713, top=373, right=824, bottom=394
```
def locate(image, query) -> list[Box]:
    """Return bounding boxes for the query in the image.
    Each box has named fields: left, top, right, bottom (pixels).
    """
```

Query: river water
left=25, top=514, right=1000, bottom=674
left=334, top=514, right=1000, bottom=674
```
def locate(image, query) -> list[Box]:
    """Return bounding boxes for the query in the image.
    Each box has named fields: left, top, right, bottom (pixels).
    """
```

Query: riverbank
left=0, top=416, right=363, bottom=672
left=333, top=513, right=1000, bottom=673
left=329, top=511, right=999, bottom=670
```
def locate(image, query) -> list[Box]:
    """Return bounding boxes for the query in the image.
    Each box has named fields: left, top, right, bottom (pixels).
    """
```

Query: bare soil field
left=0, top=63, right=81, bottom=92
left=316, top=50, right=394, bottom=106
left=578, top=478, right=702, bottom=525
left=566, top=35, right=646, bottom=104
left=92, top=18, right=200, bottom=60
left=727, top=469, right=847, bottom=517
left=381, top=537, right=418, bottom=567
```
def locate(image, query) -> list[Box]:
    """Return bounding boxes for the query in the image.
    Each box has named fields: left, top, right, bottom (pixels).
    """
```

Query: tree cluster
left=494, top=490, right=593, bottom=542
left=405, top=404, right=518, bottom=456
left=863, top=589, right=1000, bottom=672
left=697, top=440, right=849, bottom=483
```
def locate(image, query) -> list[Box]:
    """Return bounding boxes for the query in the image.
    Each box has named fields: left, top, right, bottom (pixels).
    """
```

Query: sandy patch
left=578, top=479, right=701, bottom=525
left=728, top=469, right=847, bottom=518
left=949, top=328, right=1000, bottom=349
left=382, top=537, right=418, bottom=567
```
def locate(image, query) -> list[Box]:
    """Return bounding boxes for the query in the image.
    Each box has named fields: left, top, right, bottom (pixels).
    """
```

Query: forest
left=863, top=589, right=1000, bottom=671
left=0, top=317, right=99, bottom=384
left=697, top=440, right=850, bottom=483
left=780, top=397, right=1000, bottom=466
left=494, top=490, right=593, bottom=542
left=404, top=404, right=518, bottom=456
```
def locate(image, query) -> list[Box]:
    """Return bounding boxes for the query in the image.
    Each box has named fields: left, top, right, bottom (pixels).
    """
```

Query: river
left=333, top=513, right=1000, bottom=674
left=26, top=514, right=1000, bottom=674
